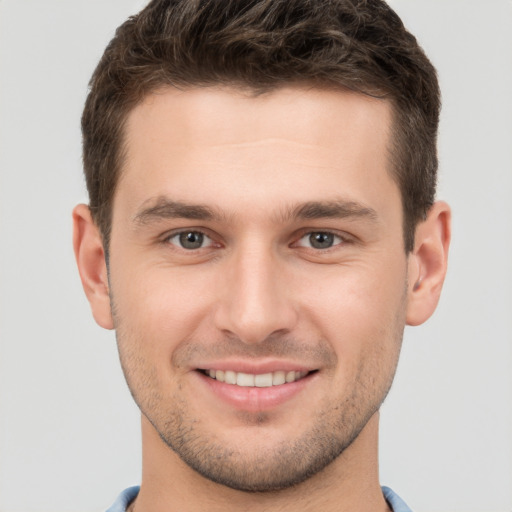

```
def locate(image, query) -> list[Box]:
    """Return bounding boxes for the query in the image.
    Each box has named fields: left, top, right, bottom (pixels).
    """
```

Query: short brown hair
left=82, top=0, right=440, bottom=252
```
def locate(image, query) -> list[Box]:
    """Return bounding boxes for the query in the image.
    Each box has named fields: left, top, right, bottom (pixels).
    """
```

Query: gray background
left=0, top=1, right=511, bottom=511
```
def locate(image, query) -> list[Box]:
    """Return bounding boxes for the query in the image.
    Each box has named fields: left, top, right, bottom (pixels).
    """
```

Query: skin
left=73, top=86, right=450, bottom=512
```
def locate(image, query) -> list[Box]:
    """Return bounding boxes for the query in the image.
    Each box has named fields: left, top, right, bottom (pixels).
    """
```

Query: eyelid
left=159, top=227, right=354, bottom=251
left=162, top=228, right=219, bottom=250
left=292, top=229, right=353, bottom=249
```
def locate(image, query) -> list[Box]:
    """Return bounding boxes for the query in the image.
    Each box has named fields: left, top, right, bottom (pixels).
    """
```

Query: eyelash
left=163, top=229, right=352, bottom=252
left=165, top=230, right=217, bottom=250
left=294, top=231, right=348, bottom=250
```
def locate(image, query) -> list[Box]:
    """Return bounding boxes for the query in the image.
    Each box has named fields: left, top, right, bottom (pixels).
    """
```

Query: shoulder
left=382, top=486, right=413, bottom=512
left=105, top=486, right=140, bottom=512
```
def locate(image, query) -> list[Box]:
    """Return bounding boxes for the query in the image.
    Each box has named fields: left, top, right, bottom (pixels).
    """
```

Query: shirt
left=106, top=485, right=413, bottom=511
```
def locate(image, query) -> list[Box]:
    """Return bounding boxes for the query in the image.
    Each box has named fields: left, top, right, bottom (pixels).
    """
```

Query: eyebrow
left=133, top=197, right=223, bottom=225
left=133, top=197, right=379, bottom=226
left=289, top=200, right=378, bottom=222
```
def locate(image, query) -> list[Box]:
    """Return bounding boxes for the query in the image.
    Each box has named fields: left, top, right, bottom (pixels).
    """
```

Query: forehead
left=124, top=85, right=391, bottom=153
left=116, top=85, right=397, bottom=222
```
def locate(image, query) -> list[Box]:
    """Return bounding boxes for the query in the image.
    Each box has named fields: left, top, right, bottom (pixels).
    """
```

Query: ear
left=72, top=204, right=114, bottom=330
left=406, top=201, right=451, bottom=326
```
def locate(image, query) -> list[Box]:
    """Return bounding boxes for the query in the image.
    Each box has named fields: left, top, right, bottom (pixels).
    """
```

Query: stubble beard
left=111, top=279, right=407, bottom=493
left=153, top=382, right=389, bottom=492
left=115, top=331, right=404, bottom=493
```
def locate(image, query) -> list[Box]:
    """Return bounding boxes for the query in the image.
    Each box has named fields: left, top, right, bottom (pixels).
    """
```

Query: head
left=82, top=0, right=440, bottom=254
left=74, top=0, right=450, bottom=496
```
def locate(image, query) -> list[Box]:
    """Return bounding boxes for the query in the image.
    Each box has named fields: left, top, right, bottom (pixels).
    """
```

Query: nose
left=213, top=243, right=298, bottom=344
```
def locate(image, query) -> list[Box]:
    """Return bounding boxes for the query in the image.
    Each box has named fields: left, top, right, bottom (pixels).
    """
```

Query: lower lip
left=196, top=371, right=316, bottom=412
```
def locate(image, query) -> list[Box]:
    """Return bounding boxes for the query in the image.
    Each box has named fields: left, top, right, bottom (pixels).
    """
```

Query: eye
left=167, top=230, right=214, bottom=250
left=296, top=231, right=344, bottom=250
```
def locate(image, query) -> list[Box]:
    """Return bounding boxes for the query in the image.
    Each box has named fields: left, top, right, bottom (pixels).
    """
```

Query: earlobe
left=72, top=204, right=114, bottom=330
left=406, top=201, right=451, bottom=326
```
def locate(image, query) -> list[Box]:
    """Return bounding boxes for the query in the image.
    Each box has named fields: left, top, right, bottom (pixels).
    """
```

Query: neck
left=132, top=412, right=390, bottom=512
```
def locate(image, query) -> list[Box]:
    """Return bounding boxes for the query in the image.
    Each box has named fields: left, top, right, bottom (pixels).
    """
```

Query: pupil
left=310, top=232, right=334, bottom=249
left=179, top=231, right=203, bottom=249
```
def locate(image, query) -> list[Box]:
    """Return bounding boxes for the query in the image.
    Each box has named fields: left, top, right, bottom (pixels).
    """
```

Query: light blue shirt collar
left=107, top=485, right=413, bottom=511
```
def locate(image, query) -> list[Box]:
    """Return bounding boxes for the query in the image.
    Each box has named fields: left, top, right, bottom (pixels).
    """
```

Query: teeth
left=254, top=373, right=272, bottom=387
left=205, top=369, right=308, bottom=387
left=225, top=370, right=236, bottom=385
left=237, top=372, right=254, bottom=387
left=285, top=371, right=296, bottom=383
left=272, top=371, right=285, bottom=385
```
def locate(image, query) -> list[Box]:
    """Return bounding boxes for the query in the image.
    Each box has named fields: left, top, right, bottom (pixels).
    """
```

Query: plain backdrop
left=0, top=1, right=511, bottom=511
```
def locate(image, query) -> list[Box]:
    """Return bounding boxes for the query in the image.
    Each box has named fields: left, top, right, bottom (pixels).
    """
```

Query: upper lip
left=194, top=359, right=316, bottom=374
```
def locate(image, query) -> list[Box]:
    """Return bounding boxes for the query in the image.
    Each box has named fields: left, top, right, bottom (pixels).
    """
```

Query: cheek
left=111, top=268, right=220, bottom=401
left=110, top=263, right=217, bottom=349
left=297, top=260, right=407, bottom=362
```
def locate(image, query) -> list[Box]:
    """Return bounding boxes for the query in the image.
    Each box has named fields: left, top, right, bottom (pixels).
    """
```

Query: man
left=73, top=0, right=450, bottom=510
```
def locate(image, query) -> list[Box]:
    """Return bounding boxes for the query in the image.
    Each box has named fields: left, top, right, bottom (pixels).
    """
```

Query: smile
left=202, top=369, right=310, bottom=387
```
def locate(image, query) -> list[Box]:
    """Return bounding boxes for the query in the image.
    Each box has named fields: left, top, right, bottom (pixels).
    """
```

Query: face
left=107, top=86, right=409, bottom=491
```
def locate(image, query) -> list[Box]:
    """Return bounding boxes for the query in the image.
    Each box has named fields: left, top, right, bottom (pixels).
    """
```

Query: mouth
left=199, top=369, right=314, bottom=388
left=195, top=366, right=319, bottom=412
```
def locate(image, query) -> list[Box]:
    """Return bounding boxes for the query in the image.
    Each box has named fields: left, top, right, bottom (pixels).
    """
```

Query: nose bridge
left=214, top=238, right=297, bottom=343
